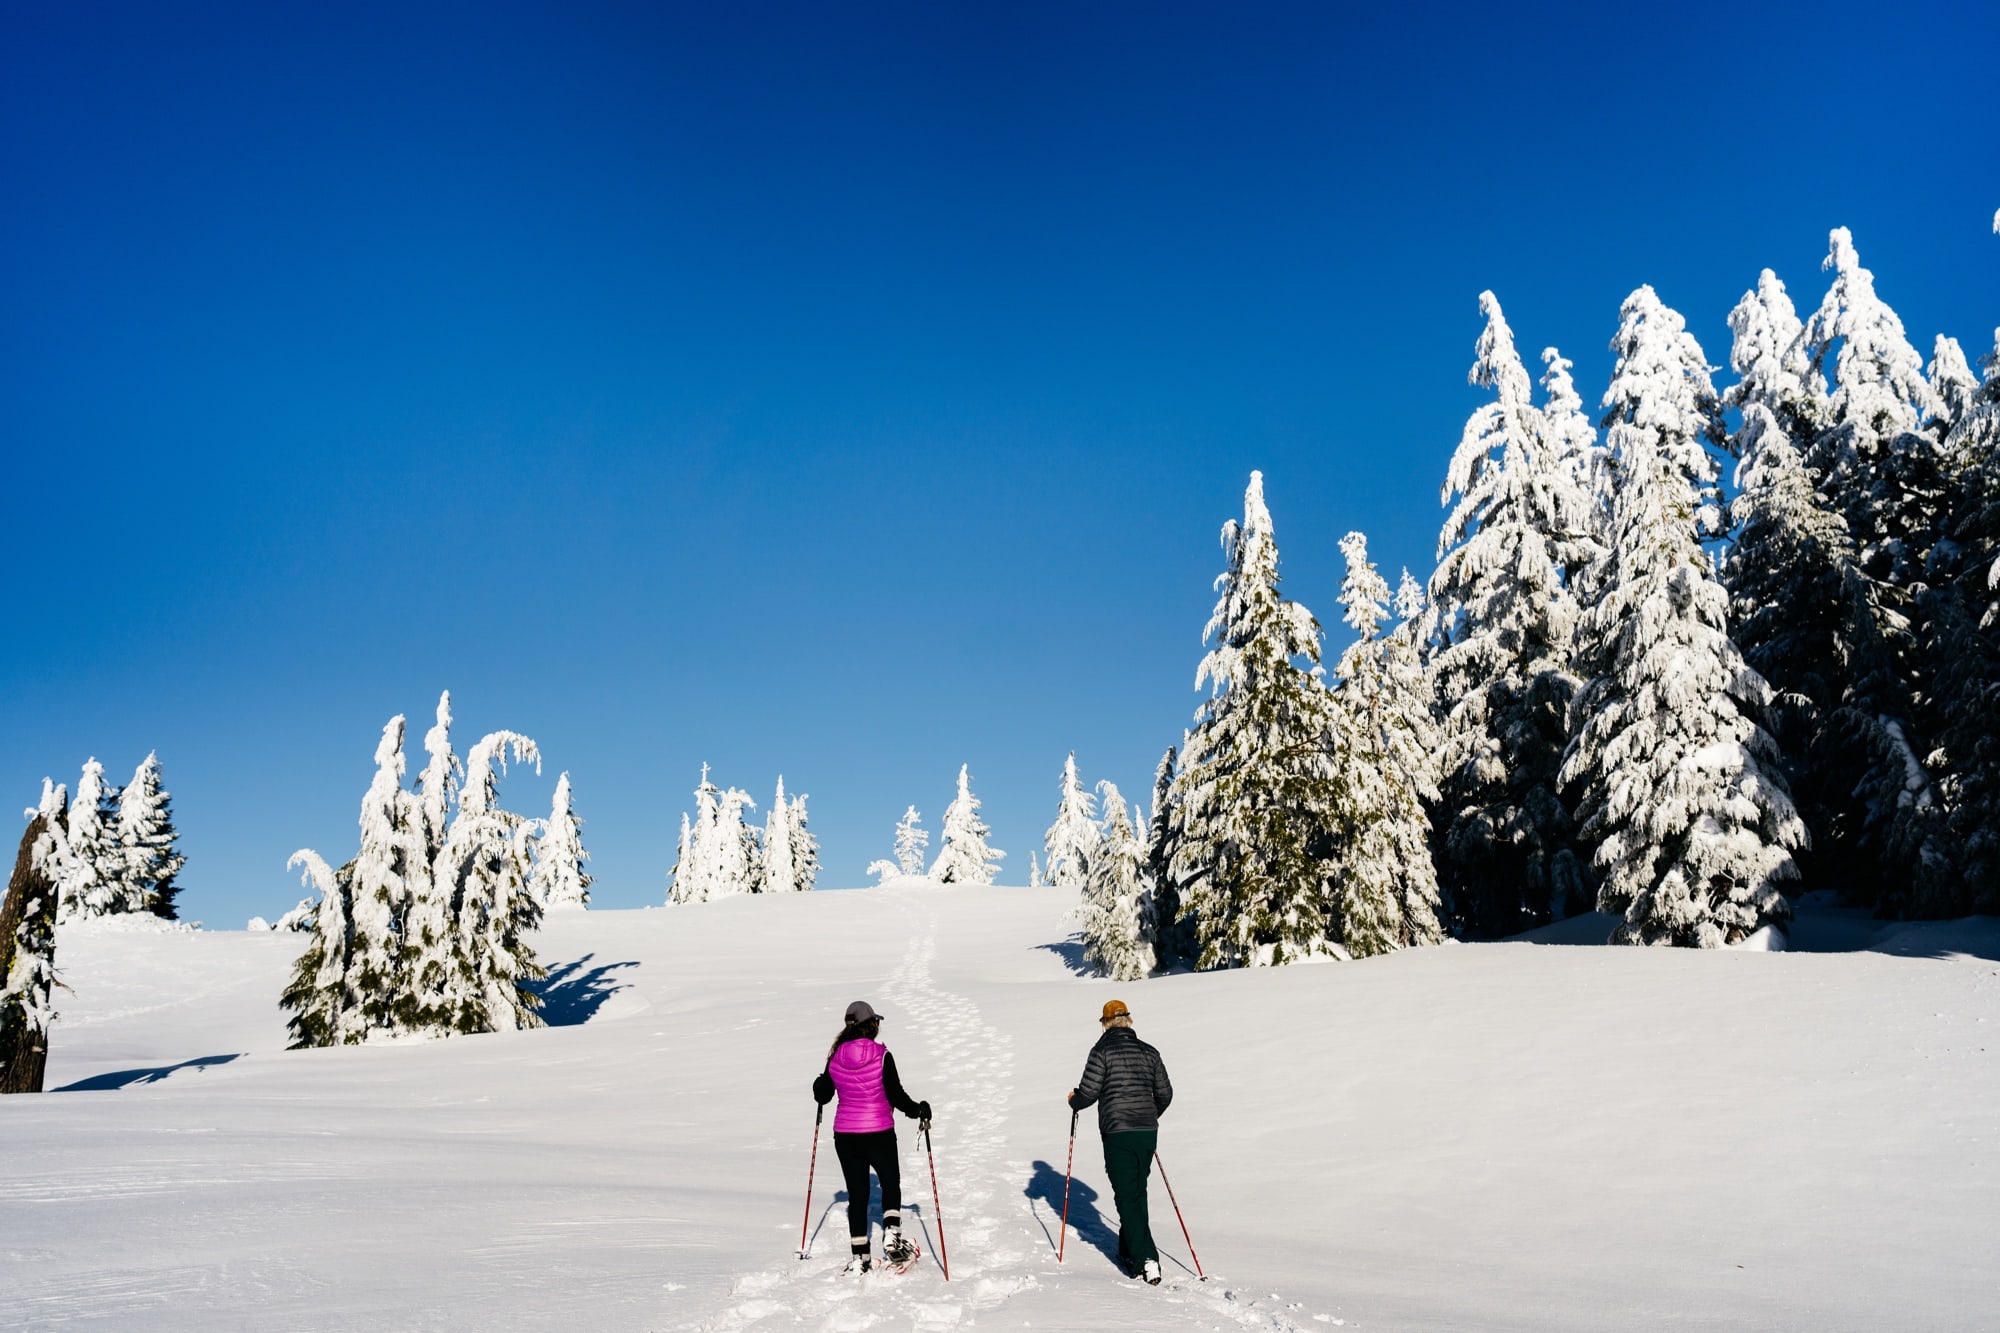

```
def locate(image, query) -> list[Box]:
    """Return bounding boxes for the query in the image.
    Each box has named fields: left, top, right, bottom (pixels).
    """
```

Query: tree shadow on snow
left=1035, top=936, right=1094, bottom=977
left=56, top=1053, right=241, bottom=1092
left=531, top=954, right=639, bottom=1026
left=1024, top=1158, right=1120, bottom=1265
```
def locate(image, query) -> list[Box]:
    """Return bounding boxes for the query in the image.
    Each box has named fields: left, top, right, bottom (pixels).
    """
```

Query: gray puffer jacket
left=1068, top=1026, right=1173, bottom=1133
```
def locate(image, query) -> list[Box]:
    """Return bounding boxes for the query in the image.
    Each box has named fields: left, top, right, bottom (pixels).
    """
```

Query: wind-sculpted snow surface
left=2, top=886, right=1996, bottom=1330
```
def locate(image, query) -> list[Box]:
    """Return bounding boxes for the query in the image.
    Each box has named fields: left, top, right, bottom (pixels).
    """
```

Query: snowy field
left=3, top=884, right=1997, bottom=1332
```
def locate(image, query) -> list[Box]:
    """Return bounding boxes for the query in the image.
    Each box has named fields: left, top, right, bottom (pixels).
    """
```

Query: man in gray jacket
left=1066, top=998, right=1173, bottom=1284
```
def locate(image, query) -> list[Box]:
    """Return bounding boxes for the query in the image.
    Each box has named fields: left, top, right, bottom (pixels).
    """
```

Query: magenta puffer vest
left=828, top=1038, right=893, bottom=1133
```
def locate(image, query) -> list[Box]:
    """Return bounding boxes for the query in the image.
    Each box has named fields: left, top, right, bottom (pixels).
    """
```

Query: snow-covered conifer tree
left=1802, top=227, right=1942, bottom=586
left=668, top=768, right=722, bottom=904
left=1143, top=744, right=1194, bottom=968
left=1725, top=270, right=1826, bottom=463
left=761, top=777, right=797, bottom=895
left=346, top=716, right=414, bottom=1034
left=1043, top=753, right=1100, bottom=890
left=57, top=760, right=124, bottom=920
left=788, top=793, right=819, bottom=892
left=867, top=859, right=899, bottom=883
left=1169, top=472, right=1345, bottom=967
left=278, top=851, right=360, bottom=1048
left=893, top=806, right=929, bottom=876
left=1, top=813, right=62, bottom=1093
left=114, top=753, right=186, bottom=919
left=1078, top=782, right=1153, bottom=981
left=441, top=732, right=544, bottom=1033
left=721, top=788, right=761, bottom=894
left=931, top=765, right=1004, bottom=885
left=530, top=772, right=591, bottom=910
left=1425, top=295, right=1600, bottom=935
left=405, top=692, right=463, bottom=1026
left=1330, top=534, right=1443, bottom=956
left=1562, top=287, right=1803, bottom=946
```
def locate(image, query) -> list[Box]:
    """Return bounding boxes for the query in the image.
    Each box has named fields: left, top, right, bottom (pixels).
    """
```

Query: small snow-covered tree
left=1563, top=286, right=1803, bottom=946
left=761, top=776, right=797, bottom=895
left=669, top=768, right=722, bottom=904
left=115, top=753, right=186, bottom=919
left=721, top=787, right=762, bottom=894
left=57, top=759, right=125, bottom=920
left=1078, top=782, right=1154, bottom=981
left=278, top=851, right=360, bottom=1048
left=1424, top=295, right=1600, bottom=936
left=1028, top=851, right=1044, bottom=887
left=789, top=793, right=819, bottom=892
left=2, top=813, right=62, bottom=1093
left=932, top=765, right=1004, bottom=884
left=1143, top=743, right=1195, bottom=968
left=1043, top=753, right=1100, bottom=890
left=1330, top=535, right=1444, bottom=957
left=893, top=806, right=929, bottom=876
left=1169, top=472, right=1346, bottom=967
left=530, top=772, right=591, bottom=910
left=867, top=858, right=900, bottom=883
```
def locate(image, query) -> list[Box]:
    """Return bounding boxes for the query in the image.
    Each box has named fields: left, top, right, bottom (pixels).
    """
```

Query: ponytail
left=827, top=1014, right=882, bottom=1062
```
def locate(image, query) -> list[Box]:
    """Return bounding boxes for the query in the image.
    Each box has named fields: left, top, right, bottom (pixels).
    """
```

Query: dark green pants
left=1101, top=1129, right=1158, bottom=1269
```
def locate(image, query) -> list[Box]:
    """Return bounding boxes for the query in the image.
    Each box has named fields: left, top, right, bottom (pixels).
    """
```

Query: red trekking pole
left=1155, top=1151, right=1205, bottom=1280
left=922, top=1118, right=950, bottom=1281
left=1058, top=1107, right=1079, bottom=1262
left=797, top=1103, right=823, bottom=1258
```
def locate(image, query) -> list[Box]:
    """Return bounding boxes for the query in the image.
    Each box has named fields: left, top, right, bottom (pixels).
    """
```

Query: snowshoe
left=881, top=1233, right=921, bottom=1275
left=841, top=1256, right=872, bottom=1276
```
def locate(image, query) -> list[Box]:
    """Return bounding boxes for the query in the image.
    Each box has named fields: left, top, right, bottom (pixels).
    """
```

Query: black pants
left=834, top=1129, right=901, bottom=1253
left=1102, top=1129, right=1159, bottom=1269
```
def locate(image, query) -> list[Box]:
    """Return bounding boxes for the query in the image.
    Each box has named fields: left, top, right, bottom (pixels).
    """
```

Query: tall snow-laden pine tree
left=722, top=788, right=762, bottom=895
left=1168, top=472, right=1345, bottom=967
left=789, top=793, right=819, bottom=892
left=1, top=814, right=62, bottom=1093
left=1078, top=781, right=1153, bottom=981
left=1725, top=270, right=1826, bottom=463
left=347, top=716, right=415, bottom=1035
left=405, top=692, right=464, bottom=1031
left=893, top=806, right=929, bottom=876
left=1802, top=227, right=1943, bottom=588
left=1923, top=328, right=2000, bottom=912
left=530, top=772, right=592, bottom=910
left=278, top=850, right=360, bottom=1048
left=1330, top=535, right=1444, bottom=957
left=115, top=753, right=186, bottom=919
left=1043, top=753, right=1100, bottom=890
left=932, top=765, right=1004, bottom=884
left=668, top=768, right=722, bottom=904
left=1143, top=744, right=1195, bottom=968
left=1425, top=295, right=1600, bottom=935
left=1563, top=286, right=1803, bottom=946
left=761, top=777, right=797, bottom=895
left=442, top=732, right=545, bottom=1033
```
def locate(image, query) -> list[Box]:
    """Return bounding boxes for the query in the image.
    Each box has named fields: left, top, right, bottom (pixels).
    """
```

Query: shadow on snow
left=532, top=953, right=639, bottom=1026
left=56, top=1052, right=242, bottom=1092
left=1024, top=1157, right=1120, bottom=1266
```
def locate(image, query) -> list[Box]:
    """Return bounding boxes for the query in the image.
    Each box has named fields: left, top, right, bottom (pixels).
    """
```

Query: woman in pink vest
left=811, top=999, right=932, bottom=1273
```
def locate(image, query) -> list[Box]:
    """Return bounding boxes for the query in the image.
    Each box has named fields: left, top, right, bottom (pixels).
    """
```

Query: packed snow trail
left=689, top=890, right=1322, bottom=1331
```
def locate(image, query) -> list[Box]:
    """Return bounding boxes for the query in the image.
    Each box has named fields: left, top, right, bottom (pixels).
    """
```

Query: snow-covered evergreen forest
left=1053, top=226, right=2000, bottom=976
left=23, top=753, right=188, bottom=924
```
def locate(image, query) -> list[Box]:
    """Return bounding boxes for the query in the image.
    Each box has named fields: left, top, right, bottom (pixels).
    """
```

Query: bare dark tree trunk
left=0, top=815, right=58, bottom=1094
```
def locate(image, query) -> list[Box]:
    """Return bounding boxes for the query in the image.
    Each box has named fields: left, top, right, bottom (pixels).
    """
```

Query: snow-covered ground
left=4, top=885, right=1997, bottom=1331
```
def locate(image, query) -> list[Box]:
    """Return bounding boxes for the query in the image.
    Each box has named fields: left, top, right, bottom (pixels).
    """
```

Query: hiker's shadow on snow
left=1035, top=937, right=1094, bottom=977
left=56, top=1052, right=241, bottom=1092
left=533, top=954, right=638, bottom=1027
left=1024, top=1159, right=1120, bottom=1264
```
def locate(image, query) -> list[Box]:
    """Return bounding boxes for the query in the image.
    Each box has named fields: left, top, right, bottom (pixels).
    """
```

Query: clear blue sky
left=4, top=1, right=1996, bottom=925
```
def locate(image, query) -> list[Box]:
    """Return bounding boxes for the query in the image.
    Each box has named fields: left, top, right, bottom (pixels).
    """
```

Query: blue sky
left=3, top=1, right=1996, bottom=924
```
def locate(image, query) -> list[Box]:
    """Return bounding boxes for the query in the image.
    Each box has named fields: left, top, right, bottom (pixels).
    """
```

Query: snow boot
left=1142, top=1259, right=1161, bottom=1286
left=881, top=1229, right=921, bottom=1275
left=841, top=1256, right=873, bottom=1276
